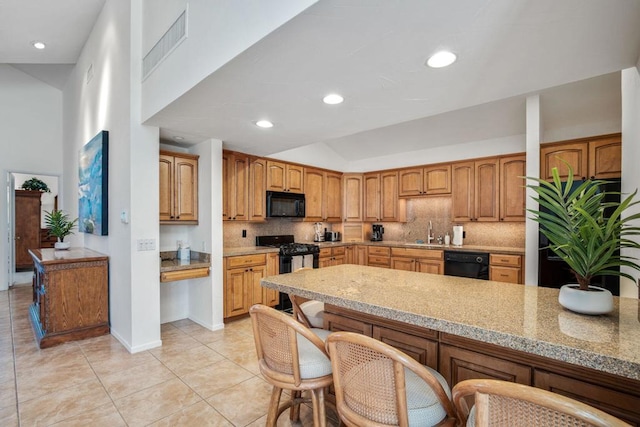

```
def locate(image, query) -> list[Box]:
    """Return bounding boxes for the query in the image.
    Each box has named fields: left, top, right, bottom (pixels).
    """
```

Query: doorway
left=8, top=172, right=60, bottom=287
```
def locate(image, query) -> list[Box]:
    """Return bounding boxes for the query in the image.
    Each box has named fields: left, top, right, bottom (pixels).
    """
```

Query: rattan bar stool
left=250, top=304, right=333, bottom=426
left=326, top=331, right=458, bottom=427
left=291, top=294, right=325, bottom=329
left=452, top=379, right=631, bottom=427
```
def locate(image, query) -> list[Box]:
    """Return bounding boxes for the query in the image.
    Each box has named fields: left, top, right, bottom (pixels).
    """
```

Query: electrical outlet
left=242, top=229, right=247, bottom=238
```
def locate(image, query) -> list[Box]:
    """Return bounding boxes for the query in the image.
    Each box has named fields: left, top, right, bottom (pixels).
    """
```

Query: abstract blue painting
left=78, top=130, right=109, bottom=235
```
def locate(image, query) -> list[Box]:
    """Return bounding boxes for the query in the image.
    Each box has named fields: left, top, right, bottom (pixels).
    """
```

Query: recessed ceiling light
left=426, top=50, right=457, bottom=68
left=32, top=41, right=46, bottom=50
left=255, top=120, right=274, bottom=128
left=323, top=93, right=344, bottom=105
left=173, top=136, right=184, bottom=141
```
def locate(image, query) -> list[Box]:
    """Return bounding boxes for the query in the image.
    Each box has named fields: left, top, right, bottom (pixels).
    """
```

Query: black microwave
left=266, top=191, right=305, bottom=218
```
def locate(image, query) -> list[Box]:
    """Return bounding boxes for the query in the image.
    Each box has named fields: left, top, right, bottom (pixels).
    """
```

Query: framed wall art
left=78, top=130, right=109, bottom=235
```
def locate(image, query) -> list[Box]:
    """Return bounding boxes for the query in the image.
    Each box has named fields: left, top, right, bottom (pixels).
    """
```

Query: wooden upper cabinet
left=499, top=155, right=526, bottom=222
left=266, top=160, right=304, bottom=193
left=589, top=136, right=621, bottom=179
left=304, top=168, right=325, bottom=221
left=451, top=162, right=475, bottom=222
left=343, top=174, right=363, bottom=222
left=540, top=142, right=588, bottom=181
left=248, top=157, right=267, bottom=221
left=364, top=171, right=403, bottom=222
left=363, top=173, right=381, bottom=222
left=160, top=150, right=199, bottom=224
left=452, top=159, right=498, bottom=222
left=222, top=151, right=249, bottom=221
left=398, top=165, right=451, bottom=197
left=324, top=171, right=343, bottom=222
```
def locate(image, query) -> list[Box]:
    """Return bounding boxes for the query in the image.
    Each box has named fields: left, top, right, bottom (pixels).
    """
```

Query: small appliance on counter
left=452, top=225, right=464, bottom=246
left=325, top=231, right=341, bottom=242
left=371, top=224, right=384, bottom=241
left=313, top=222, right=324, bottom=242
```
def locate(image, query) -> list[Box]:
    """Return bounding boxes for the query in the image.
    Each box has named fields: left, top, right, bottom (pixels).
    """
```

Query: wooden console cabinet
left=28, top=248, right=109, bottom=349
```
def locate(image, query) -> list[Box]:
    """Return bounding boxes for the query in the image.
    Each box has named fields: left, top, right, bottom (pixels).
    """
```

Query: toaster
left=324, top=231, right=341, bottom=242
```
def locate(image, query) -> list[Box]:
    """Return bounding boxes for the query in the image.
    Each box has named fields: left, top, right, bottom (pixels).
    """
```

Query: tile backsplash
left=223, top=197, right=525, bottom=248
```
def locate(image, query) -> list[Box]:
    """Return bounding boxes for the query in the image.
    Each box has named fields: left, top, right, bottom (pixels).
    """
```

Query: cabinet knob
left=16, top=236, right=20, bottom=240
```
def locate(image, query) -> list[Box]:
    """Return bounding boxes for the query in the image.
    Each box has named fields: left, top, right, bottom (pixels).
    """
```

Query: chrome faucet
left=427, top=221, right=434, bottom=244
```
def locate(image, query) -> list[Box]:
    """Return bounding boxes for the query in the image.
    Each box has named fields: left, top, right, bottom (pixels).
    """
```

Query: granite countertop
left=160, top=251, right=211, bottom=272
left=224, top=241, right=524, bottom=257
left=261, top=264, right=640, bottom=381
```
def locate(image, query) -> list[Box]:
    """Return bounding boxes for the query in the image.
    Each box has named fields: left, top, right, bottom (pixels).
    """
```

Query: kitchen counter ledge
left=261, top=264, right=640, bottom=381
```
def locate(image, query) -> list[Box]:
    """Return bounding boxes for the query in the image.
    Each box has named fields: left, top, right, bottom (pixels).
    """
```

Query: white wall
left=525, top=95, right=541, bottom=286
left=63, top=0, right=161, bottom=352
left=141, top=0, right=317, bottom=121
left=621, top=65, right=640, bottom=298
left=0, top=65, right=63, bottom=290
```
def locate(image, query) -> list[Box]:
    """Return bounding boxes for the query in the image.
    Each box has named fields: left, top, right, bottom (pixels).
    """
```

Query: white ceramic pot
left=54, top=241, right=71, bottom=250
left=558, top=284, right=613, bottom=315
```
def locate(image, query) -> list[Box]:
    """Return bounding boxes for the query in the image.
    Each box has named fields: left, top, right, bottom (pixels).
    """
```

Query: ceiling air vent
left=143, top=10, right=187, bottom=80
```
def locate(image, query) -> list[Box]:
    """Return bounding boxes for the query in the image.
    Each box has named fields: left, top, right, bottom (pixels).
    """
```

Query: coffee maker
left=371, top=224, right=384, bottom=241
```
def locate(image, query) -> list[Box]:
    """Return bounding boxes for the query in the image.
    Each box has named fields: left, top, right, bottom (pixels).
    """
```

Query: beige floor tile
left=181, top=359, right=255, bottom=399
left=0, top=360, right=15, bottom=384
left=49, top=402, right=127, bottom=426
left=223, top=317, right=254, bottom=336
left=206, top=332, right=256, bottom=359
left=0, top=405, right=18, bottom=427
left=153, top=344, right=225, bottom=377
left=98, top=357, right=176, bottom=399
left=174, top=321, right=209, bottom=335
left=148, top=400, right=233, bottom=427
left=246, top=403, right=340, bottom=427
left=19, top=378, right=111, bottom=427
left=155, top=330, right=202, bottom=353
left=225, top=349, right=261, bottom=375
left=87, top=348, right=157, bottom=375
left=0, top=379, right=16, bottom=410
left=114, top=378, right=202, bottom=427
left=171, top=318, right=199, bottom=329
left=207, top=376, right=274, bottom=426
left=14, top=341, right=82, bottom=369
left=17, top=358, right=96, bottom=403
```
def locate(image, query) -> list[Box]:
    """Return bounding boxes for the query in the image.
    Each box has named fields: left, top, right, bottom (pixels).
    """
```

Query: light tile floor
left=1, top=285, right=338, bottom=426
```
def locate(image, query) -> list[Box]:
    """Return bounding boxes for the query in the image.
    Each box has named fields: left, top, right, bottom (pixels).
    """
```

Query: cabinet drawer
left=490, top=266, right=520, bottom=284
left=373, top=326, right=438, bottom=370
left=227, top=254, right=267, bottom=268
left=325, top=312, right=373, bottom=335
left=368, top=256, right=391, bottom=267
left=319, top=248, right=332, bottom=258
left=368, top=246, right=391, bottom=256
left=391, top=247, right=443, bottom=260
left=161, top=267, right=210, bottom=283
left=490, top=253, right=521, bottom=267
left=332, top=246, right=346, bottom=256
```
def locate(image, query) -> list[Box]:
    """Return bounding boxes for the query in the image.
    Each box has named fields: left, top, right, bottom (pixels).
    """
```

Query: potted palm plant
left=526, top=164, right=640, bottom=314
left=44, top=210, right=78, bottom=250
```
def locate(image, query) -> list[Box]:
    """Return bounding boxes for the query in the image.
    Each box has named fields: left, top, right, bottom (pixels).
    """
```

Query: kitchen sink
left=407, top=241, right=444, bottom=248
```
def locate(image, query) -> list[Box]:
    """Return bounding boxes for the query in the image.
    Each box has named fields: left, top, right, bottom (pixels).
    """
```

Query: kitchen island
left=261, top=264, right=640, bottom=424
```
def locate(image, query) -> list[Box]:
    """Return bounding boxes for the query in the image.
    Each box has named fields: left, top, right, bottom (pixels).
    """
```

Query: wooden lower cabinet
left=367, top=246, right=390, bottom=268
left=319, top=247, right=346, bottom=268
left=489, top=253, right=523, bottom=284
left=224, top=253, right=278, bottom=319
left=323, top=304, right=640, bottom=424
left=390, top=247, right=443, bottom=274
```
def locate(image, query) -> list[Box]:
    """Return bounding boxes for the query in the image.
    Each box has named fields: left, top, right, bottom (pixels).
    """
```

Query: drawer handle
left=500, top=274, right=509, bottom=277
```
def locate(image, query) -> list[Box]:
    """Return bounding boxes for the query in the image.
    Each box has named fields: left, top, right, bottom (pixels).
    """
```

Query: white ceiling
left=2, top=0, right=638, bottom=162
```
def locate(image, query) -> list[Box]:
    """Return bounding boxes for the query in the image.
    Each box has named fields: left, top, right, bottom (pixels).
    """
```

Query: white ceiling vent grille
left=143, top=10, right=187, bottom=80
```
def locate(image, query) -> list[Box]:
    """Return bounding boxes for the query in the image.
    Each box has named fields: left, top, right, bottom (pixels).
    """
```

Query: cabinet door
left=489, top=266, right=520, bottom=284
left=249, top=265, right=267, bottom=306
left=356, top=246, right=368, bottom=265
left=332, top=255, right=346, bottom=266
left=159, top=155, right=174, bottom=221
left=416, top=259, right=443, bottom=275
left=363, top=173, right=381, bottom=222
left=266, top=161, right=287, bottom=192
left=249, top=157, right=267, bottom=221
left=324, top=171, right=343, bottom=222
left=439, top=344, right=531, bottom=386
left=499, top=155, right=526, bottom=222
left=391, top=257, right=415, bottom=271
left=424, top=165, right=451, bottom=195
left=231, top=155, right=249, bottom=221
left=475, top=158, right=499, bottom=222
left=398, top=168, right=424, bottom=197
left=175, top=157, right=199, bottom=222
left=325, top=312, right=373, bottom=335
left=452, top=162, right=475, bottom=222
left=343, top=174, right=363, bottom=222
left=225, top=268, right=250, bottom=318
left=304, top=168, right=324, bottom=221
left=222, top=152, right=230, bottom=220
left=373, top=326, right=438, bottom=370
left=264, top=253, right=279, bottom=306
left=380, top=171, right=399, bottom=222
left=589, top=137, right=621, bottom=179
left=286, top=164, right=305, bottom=193
left=541, top=142, right=588, bottom=181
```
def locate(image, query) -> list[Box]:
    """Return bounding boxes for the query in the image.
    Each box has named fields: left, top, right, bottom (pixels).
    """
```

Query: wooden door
left=356, top=246, right=367, bottom=265
left=264, top=253, right=279, bottom=306
left=286, top=164, right=304, bottom=193
left=343, top=174, right=363, bottom=222
left=248, top=157, right=267, bottom=221
left=589, top=136, right=621, bottom=179
left=15, top=190, right=41, bottom=269
left=475, top=158, right=499, bottom=222
left=249, top=265, right=267, bottom=305
left=159, top=154, right=174, bottom=221
left=540, top=142, right=588, bottom=181
left=380, top=171, right=399, bottom=221
left=391, top=257, right=415, bottom=271
left=225, top=268, right=250, bottom=317
left=266, top=161, right=287, bottom=192
left=304, top=168, right=324, bottom=221
left=416, top=259, right=443, bottom=275
left=231, top=155, right=249, bottom=220
left=424, top=164, right=451, bottom=195
left=363, top=173, right=380, bottom=222
left=324, top=171, right=343, bottom=222
left=373, top=326, right=438, bottom=369
left=222, top=152, right=230, bottom=220
left=499, top=155, right=526, bottom=222
left=174, top=156, right=198, bottom=222
left=398, top=168, right=424, bottom=197
left=452, top=162, right=475, bottom=222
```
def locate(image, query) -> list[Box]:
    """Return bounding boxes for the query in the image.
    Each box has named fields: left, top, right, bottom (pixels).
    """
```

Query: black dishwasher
left=444, top=251, right=489, bottom=280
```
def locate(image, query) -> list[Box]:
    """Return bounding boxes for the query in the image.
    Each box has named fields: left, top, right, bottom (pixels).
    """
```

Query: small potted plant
left=44, top=210, right=78, bottom=250
left=21, top=177, right=50, bottom=192
left=526, top=164, right=640, bottom=314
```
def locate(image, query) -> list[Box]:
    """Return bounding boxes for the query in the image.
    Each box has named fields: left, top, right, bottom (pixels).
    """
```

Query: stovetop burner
left=255, top=235, right=320, bottom=256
